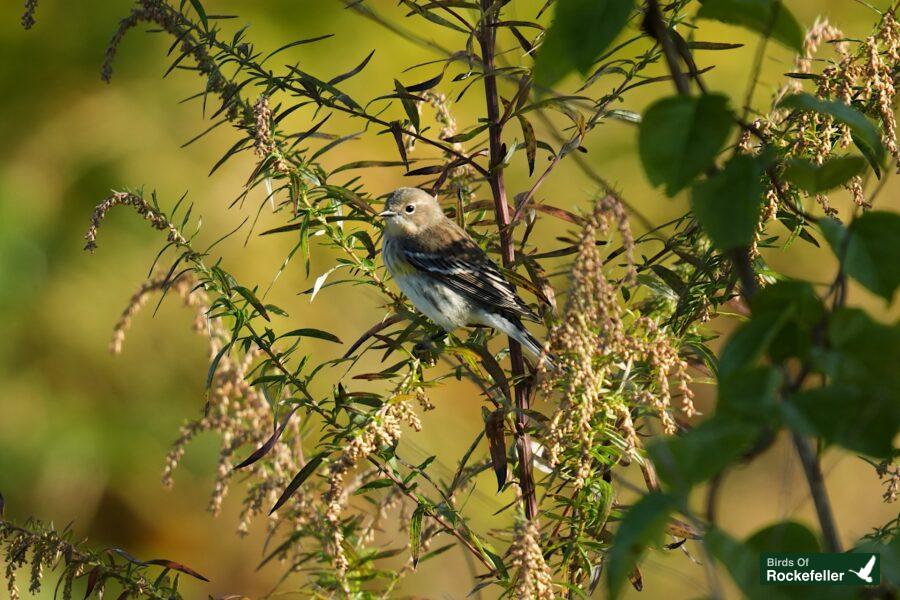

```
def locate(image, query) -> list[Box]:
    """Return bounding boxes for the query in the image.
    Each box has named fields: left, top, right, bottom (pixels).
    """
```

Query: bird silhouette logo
left=847, top=555, right=877, bottom=583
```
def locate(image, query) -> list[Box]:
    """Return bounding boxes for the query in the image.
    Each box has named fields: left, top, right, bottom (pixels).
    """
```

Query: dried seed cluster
left=0, top=519, right=172, bottom=600
left=541, top=196, right=693, bottom=488
left=508, top=520, right=555, bottom=600
left=84, top=191, right=186, bottom=252
left=748, top=12, right=900, bottom=220
left=102, top=0, right=250, bottom=123
left=323, top=400, right=421, bottom=576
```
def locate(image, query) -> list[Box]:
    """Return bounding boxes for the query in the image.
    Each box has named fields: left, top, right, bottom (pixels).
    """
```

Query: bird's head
left=379, top=187, right=444, bottom=236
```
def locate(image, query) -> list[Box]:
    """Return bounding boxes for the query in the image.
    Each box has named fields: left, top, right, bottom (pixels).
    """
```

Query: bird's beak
left=378, top=210, right=397, bottom=218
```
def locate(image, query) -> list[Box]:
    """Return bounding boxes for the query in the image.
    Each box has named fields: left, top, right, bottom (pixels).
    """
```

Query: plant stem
left=792, top=433, right=843, bottom=552
left=478, top=0, right=537, bottom=521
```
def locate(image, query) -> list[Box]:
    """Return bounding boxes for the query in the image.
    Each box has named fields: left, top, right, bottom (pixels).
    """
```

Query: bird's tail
left=506, top=319, right=556, bottom=371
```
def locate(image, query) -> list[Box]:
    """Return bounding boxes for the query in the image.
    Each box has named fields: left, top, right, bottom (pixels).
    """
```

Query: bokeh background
left=0, top=1, right=897, bottom=598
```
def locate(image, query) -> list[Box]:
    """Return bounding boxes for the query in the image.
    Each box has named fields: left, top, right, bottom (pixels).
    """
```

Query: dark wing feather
left=401, top=236, right=539, bottom=322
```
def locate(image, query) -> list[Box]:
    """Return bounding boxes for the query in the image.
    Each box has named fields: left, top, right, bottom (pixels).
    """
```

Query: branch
left=478, top=0, right=538, bottom=521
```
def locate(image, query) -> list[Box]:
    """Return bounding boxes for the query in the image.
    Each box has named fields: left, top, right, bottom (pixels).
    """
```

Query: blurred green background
left=0, top=1, right=897, bottom=598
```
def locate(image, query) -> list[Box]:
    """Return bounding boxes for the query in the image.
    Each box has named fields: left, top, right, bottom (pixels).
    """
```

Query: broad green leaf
left=717, top=366, right=782, bottom=426
left=820, top=211, right=900, bottom=301
left=718, top=311, right=786, bottom=377
left=783, top=156, right=867, bottom=194
left=783, top=308, right=900, bottom=458
left=534, top=0, right=635, bottom=87
left=648, top=416, right=759, bottom=492
left=746, top=521, right=821, bottom=554
left=778, top=94, right=886, bottom=172
left=706, top=529, right=790, bottom=600
left=751, top=281, right=824, bottom=363
left=639, top=94, right=734, bottom=196
left=606, top=492, right=676, bottom=598
left=719, top=281, right=824, bottom=376
left=711, top=523, right=840, bottom=599
left=783, top=383, right=897, bottom=459
left=697, top=0, right=804, bottom=52
left=691, top=154, right=766, bottom=249
left=856, top=535, right=900, bottom=587
left=751, top=281, right=824, bottom=328
left=824, top=308, right=900, bottom=388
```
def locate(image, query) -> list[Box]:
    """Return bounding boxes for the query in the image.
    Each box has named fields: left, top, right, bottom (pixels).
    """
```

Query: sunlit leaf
left=534, top=0, right=635, bottom=87
left=639, top=94, right=735, bottom=196
left=783, top=155, right=867, bottom=193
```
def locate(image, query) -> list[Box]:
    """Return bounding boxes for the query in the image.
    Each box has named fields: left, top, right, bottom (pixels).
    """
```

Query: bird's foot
left=412, top=331, right=447, bottom=365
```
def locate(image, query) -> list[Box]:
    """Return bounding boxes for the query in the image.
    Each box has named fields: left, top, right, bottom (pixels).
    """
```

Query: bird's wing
left=401, top=237, right=539, bottom=322
left=862, top=556, right=876, bottom=576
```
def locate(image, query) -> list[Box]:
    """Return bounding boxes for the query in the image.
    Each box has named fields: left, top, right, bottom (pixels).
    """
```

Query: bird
left=379, top=187, right=552, bottom=367
left=848, top=555, right=877, bottom=583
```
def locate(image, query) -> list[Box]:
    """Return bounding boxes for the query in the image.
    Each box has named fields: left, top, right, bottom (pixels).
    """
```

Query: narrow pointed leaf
left=271, top=453, right=327, bottom=513
left=233, top=406, right=300, bottom=470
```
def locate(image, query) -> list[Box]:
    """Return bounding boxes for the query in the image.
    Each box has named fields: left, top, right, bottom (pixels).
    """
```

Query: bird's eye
left=405, top=204, right=415, bottom=214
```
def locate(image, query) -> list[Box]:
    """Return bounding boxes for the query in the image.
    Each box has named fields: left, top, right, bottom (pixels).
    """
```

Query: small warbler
left=380, top=187, right=551, bottom=366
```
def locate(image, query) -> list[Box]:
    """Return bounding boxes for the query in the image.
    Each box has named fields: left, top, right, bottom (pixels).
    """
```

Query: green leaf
left=648, top=416, right=759, bottom=493
left=783, top=156, right=867, bottom=194
left=697, top=0, right=804, bottom=52
left=709, top=523, right=835, bottom=600
left=352, top=479, right=393, bottom=495
left=782, top=383, right=897, bottom=459
left=270, top=453, right=326, bottom=514
left=778, top=94, right=886, bottom=171
left=410, top=504, right=425, bottom=567
left=188, top=0, right=208, bottom=29
left=691, top=154, right=766, bottom=249
left=856, top=535, right=900, bottom=587
left=394, top=79, right=420, bottom=132
left=707, top=528, right=791, bottom=600
left=235, top=286, right=270, bottom=321
left=718, top=311, right=786, bottom=377
left=746, top=521, right=820, bottom=554
left=639, top=94, right=735, bottom=196
left=820, top=211, right=900, bottom=302
left=279, top=328, right=343, bottom=344
left=534, top=0, right=635, bottom=88
left=206, top=341, right=233, bottom=390
left=719, top=281, right=824, bottom=376
left=606, top=492, right=676, bottom=599
left=783, top=308, right=900, bottom=458
left=717, top=366, right=782, bottom=426
left=517, top=114, right=537, bottom=175
left=751, top=281, right=824, bottom=329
